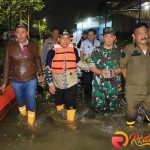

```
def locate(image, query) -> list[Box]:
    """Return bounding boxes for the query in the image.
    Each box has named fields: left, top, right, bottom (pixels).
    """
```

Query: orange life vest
left=51, top=44, right=77, bottom=73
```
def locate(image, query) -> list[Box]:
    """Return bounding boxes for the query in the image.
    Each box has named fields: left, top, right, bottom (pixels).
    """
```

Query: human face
left=51, top=29, right=59, bottom=41
left=59, top=35, right=71, bottom=48
left=15, top=28, right=28, bottom=44
left=132, top=26, right=149, bottom=45
left=103, top=34, right=116, bottom=48
left=82, top=33, right=88, bottom=40
left=88, top=31, right=96, bottom=42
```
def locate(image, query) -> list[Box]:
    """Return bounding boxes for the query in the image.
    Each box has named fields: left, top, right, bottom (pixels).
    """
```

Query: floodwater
left=0, top=87, right=150, bottom=150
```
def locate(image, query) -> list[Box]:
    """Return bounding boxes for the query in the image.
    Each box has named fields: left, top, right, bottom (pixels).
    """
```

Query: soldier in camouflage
left=90, top=27, right=122, bottom=114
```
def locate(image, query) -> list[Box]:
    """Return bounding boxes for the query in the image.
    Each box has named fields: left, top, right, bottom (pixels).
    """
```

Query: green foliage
left=32, top=20, right=47, bottom=33
left=0, top=0, right=45, bottom=30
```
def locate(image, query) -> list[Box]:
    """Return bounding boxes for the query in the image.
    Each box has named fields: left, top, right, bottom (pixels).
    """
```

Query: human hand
left=0, top=84, right=6, bottom=93
left=49, top=85, right=56, bottom=95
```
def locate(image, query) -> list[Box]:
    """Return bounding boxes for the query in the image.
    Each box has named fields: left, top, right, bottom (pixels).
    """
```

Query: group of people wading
left=0, top=22, right=150, bottom=128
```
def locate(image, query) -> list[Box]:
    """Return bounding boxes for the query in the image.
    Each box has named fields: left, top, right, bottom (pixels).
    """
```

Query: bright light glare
left=87, top=18, right=92, bottom=24
left=43, top=18, right=46, bottom=22
left=142, top=2, right=150, bottom=10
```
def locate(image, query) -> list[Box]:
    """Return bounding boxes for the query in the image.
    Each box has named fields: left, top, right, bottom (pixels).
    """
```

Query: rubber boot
left=146, top=116, right=150, bottom=122
left=67, top=109, right=76, bottom=121
left=18, top=106, right=27, bottom=116
left=126, top=121, right=135, bottom=127
left=66, top=109, right=77, bottom=129
left=28, top=111, right=35, bottom=126
left=143, top=116, right=150, bottom=126
left=56, top=105, right=64, bottom=111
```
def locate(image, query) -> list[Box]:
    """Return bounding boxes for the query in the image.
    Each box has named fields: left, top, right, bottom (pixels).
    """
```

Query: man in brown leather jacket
left=0, top=24, right=43, bottom=126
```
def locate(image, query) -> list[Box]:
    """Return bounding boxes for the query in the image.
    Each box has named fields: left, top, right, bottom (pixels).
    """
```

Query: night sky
left=41, top=0, right=122, bottom=30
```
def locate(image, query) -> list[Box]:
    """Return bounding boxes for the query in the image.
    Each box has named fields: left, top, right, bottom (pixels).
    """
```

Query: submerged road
left=0, top=89, right=150, bottom=150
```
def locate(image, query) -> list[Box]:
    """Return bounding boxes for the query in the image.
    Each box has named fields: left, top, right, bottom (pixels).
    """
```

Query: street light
left=142, top=2, right=150, bottom=10
left=38, top=18, right=47, bottom=41
left=87, top=17, right=92, bottom=24
left=43, top=18, right=46, bottom=22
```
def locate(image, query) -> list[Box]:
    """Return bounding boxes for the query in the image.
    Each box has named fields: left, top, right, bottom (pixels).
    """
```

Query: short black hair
left=51, top=28, right=60, bottom=32
left=88, top=28, right=96, bottom=35
left=133, top=22, right=149, bottom=33
left=15, top=24, right=28, bottom=31
left=82, top=30, right=88, bottom=35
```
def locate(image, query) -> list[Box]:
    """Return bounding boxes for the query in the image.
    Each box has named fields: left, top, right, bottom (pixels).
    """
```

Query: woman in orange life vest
left=45, top=30, right=90, bottom=123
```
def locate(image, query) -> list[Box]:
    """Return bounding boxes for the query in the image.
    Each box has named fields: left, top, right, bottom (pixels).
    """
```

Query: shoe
left=18, top=106, right=27, bottom=116
left=66, top=109, right=77, bottom=129
left=56, top=105, right=64, bottom=111
left=143, top=116, right=150, bottom=126
left=67, top=109, right=76, bottom=122
left=126, top=121, right=135, bottom=127
left=28, top=111, right=35, bottom=126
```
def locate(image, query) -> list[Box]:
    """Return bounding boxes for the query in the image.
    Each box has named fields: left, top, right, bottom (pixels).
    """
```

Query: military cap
left=60, top=30, right=70, bottom=36
left=103, top=27, right=115, bottom=35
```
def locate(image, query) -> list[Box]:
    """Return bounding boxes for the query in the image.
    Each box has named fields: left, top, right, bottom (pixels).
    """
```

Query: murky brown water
left=0, top=91, right=150, bottom=150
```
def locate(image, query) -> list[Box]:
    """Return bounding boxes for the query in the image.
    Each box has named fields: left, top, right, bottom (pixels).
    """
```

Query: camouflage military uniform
left=90, top=45, right=121, bottom=112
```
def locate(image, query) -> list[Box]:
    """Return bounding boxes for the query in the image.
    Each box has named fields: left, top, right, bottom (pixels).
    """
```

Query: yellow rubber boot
left=56, top=105, right=64, bottom=111
left=66, top=109, right=77, bottom=129
left=18, top=106, right=27, bottom=116
left=67, top=109, right=76, bottom=122
left=146, top=116, right=150, bottom=122
left=126, top=121, right=135, bottom=127
left=145, top=116, right=150, bottom=126
left=28, top=111, right=35, bottom=126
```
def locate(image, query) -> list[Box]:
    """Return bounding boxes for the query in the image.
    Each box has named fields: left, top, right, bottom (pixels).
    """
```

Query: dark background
left=39, top=0, right=125, bottom=30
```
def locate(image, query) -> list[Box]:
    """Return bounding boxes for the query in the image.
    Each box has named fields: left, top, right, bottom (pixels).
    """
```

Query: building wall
left=73, top=17, right=112, bottom=45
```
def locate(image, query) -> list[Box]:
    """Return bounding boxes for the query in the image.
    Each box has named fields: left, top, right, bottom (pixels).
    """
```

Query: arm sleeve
left=77, top=40, right=82, bottom=48
left=45, top=50, right=55, bottom=86
left=35, top=46, right=43, bottom=76
left=80, top=41, right=84, bottom=52
left=41, top=40, right=48, bottom=64
left=120, top=47, right=130, bottom=69
left=90, top=51, right=97, bottom=68
left=74, top=48, right=80, bottom=63
left=3, top=45, right=10, bottom=85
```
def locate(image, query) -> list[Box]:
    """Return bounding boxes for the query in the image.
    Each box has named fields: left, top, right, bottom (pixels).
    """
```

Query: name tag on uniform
left=131, top=50, right=141, bottom=56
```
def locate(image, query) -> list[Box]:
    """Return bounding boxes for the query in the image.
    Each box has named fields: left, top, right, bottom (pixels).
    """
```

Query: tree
left=32, top=19, right=48, bottom=40
left=0, top=0, right=45, bottom=31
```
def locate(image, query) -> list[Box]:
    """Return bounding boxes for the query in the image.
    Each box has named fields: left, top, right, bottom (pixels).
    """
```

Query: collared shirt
left=120, top=43, right=150, bottom=90
left=19, top=39, right=29, bottom=50
left=41, top=37, right=57, bottom=64
left=80, top=39, right=100, bottom=57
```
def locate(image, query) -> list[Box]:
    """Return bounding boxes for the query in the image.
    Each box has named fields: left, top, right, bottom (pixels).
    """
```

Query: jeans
left=12, top=79, right=37, bottom=112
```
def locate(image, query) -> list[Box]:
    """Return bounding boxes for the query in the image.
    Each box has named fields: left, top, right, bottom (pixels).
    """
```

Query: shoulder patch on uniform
left=121, top=52, right=126, bottom=58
